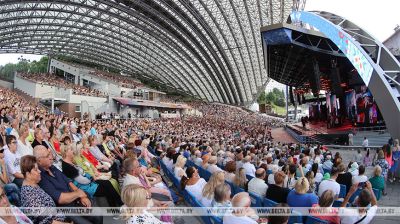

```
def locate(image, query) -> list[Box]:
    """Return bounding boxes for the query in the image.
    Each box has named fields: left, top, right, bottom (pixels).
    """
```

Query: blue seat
left=203, top=170, right=212, bottom=182
left=246, top=174, right=254, bottom=181
left=339, top=184, right=347, bottom=198
left=186, top=159, right=196, bottom=168
left=349, top=188, right=362, bottom=203
left=210, top=215, right=223, bottom=224
left=305, top=216, right=329, bottom=224
left=332, top=200, right=350, bottom=207
left=171, top=172, right=181, bottom=189
left=288, top=211, right=303, bottom=224
left=248, top=192, right=263, bottom=207
left=187, top=192, right=211, bottom=224
left=322, top=168, right=331, bottom=175
left=231, top=184, right=245, bottom=195
left=225, top=181, right=236, bottom=197
left=263, top=198, right=278, bottom=207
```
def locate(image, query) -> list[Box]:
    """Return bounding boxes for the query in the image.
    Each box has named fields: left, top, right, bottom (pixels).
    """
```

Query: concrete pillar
left=51, top=98, right=55, bottom=114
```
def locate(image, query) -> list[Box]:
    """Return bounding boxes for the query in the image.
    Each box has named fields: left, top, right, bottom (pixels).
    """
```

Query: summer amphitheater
left=0, top=0, right=399, bottom=224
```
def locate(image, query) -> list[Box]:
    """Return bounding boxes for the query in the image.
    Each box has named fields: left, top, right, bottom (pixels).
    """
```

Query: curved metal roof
left=0, top=0, right=293, bottom=105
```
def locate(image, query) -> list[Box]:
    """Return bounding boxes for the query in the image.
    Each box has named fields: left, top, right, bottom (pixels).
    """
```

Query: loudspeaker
left=289, top=86, right=295, bottom=105
left=330, top=67, right=343, bottom=97
left=309, top=57, right=321, bottom=97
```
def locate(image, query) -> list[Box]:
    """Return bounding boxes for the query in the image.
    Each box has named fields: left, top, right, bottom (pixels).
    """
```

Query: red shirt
left=82, top=149, right=99, bottom=167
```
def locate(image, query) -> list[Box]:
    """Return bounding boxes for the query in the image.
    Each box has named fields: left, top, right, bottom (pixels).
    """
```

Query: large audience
left=18, top=73, right=107, bottom=98
left=0, top=86, right=394, bottom=224
left=88, top=71, right=144, bottom=90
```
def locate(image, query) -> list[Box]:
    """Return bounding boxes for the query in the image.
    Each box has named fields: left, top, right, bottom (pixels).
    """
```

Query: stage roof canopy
left=0, top=0, right=293, bottom=105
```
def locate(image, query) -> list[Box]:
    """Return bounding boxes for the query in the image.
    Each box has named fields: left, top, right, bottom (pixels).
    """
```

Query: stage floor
left=292, top=121, right=354, bottom=135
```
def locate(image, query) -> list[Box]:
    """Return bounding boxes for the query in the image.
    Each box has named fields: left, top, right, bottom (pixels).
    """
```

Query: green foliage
left=258, top=87, right=286, bottom=106
left=0, top=56, right=49, bottom=80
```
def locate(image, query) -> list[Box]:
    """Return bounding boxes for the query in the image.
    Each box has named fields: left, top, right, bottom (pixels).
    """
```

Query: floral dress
left=126, top=210, right=171, bottom=224
left=20, top=185, right=65, bottom=224
left=374, top=159, right=389, bottom=178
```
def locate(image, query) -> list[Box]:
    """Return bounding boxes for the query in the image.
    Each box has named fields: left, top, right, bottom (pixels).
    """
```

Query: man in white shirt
left=207, top=156, right=222, bottom=174
left=248, top=168, right=268, bottom=197
left=362, top=137, right=368, bottom=151
left=318, top=167, right=340, bottom=198
left=223, top=192, right=258, bottom=224
left=340, top=181, right=378, bottom=224
left=242, top=155, right=256, bottom=177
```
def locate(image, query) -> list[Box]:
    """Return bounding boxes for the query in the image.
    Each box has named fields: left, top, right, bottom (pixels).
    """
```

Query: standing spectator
left=362, top=137, right=369, bottom=151
left=353, top=149, right=363, bottom=165
left=348, top=132, right=354, bottom=146
left=247, top=168, right=268, bottom=197
left=391, top=139, right=400, bottom=182
left=363, top=148, right=372, bottom=167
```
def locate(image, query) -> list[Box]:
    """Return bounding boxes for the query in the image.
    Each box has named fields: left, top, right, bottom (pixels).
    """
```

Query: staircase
left=13, top=88, right=39, bottom=104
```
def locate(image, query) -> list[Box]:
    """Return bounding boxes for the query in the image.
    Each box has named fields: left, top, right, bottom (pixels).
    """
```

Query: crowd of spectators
left=88, top=71, right=144, bottom=90
left=18, top=73, right=107, bottom=98
left=0, top=86, right=393, bottom=224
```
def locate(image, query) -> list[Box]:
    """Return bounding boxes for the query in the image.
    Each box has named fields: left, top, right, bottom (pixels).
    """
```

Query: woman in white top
left=352, top=165, right=368, bottom=184
left=200, top=171, right=225, bottom=207
left=181, top=167, right=207, bottom=201
left=174, top=155, right=187, bottom=181
left=16, top=124, right=33, bottom=157
left=121, top=184, right=171, bottom=224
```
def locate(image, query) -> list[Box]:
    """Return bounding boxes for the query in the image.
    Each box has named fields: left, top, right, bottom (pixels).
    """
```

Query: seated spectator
left=318, top=167, right=340, bottom=198
left=162, top=147, right=175, bottom=171
left=207, top=156, right=222, bottom=174
left=174, top=155, right=186, bottom=181
left=310, top=190, right=339, bottom=224
left=283, top=164, right=297, bottom=189
left=20, top=155, right=69, bottom=224
left=242, top=155, right=256, bottom=177
left=369, top=165, right=386, bottom=196
left=4, top=135, right=24, bottom=187
left=211, top=183, right=232, bottom=219
left=233, top=167, right=248, bottom=190
left=193, top=150, right=202, bottom=166
left=201, top=154, right=210, bottom=169
left=122, top=157, right=173, bottom=206
left=60, top=144, right=122, bottom=207
left=267, top=203, right=290, bottom=224
left=181, top=167, right=207, bottom=202
left=17, top=124, right=33, bottom=157
left=340, top=181, right=378, bottom=224
left=200, top=171, right=225, bottom=207
left=224, top=161, right=236, bottom=183
left=311, top=163, right=323, bottom=183
left=223, top=192, right=258, bottom=224
left=248, top=168, right=268, bottom=197
left=266, top=171, right=290, bottom=203
left=121, top=184, right=170, bottom=224
left=267, top=165, right=279, bottom=185
left=31, top=128, right=49, bottom=149
left=349, top=162, right=359, bottom=176
left=287, top=177, right=318, bottom=207
left=34, top=145, right=102, bottom=224
left=0, top=185, right=32, bottom=224
left=353, top=149, right=363, bottom=165
left=0, top=147, right=20, bottom=206
left=322, top=155, right=333, bottom=172
left=336, top=163, right=353, bottom=194
left=352, top=165, right=368, bottom=185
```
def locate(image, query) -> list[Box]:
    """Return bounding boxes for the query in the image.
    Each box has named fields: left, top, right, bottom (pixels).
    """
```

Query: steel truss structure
left=0, top=0, right=293, bottom=105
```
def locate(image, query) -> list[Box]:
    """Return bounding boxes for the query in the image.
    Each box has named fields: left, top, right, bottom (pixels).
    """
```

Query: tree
left=257, top=91, right=266, bottom=104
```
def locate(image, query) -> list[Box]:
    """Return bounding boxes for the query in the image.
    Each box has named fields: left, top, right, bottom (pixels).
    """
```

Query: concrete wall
left=0, top=79, right=13, bottom=89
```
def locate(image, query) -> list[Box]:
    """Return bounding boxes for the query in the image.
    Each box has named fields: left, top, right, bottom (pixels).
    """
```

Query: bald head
left=231, top=192, right=251, bottom=207
left=255, top=168, right=266, bottom=179
left=33, top=145, right=48, bottom=158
